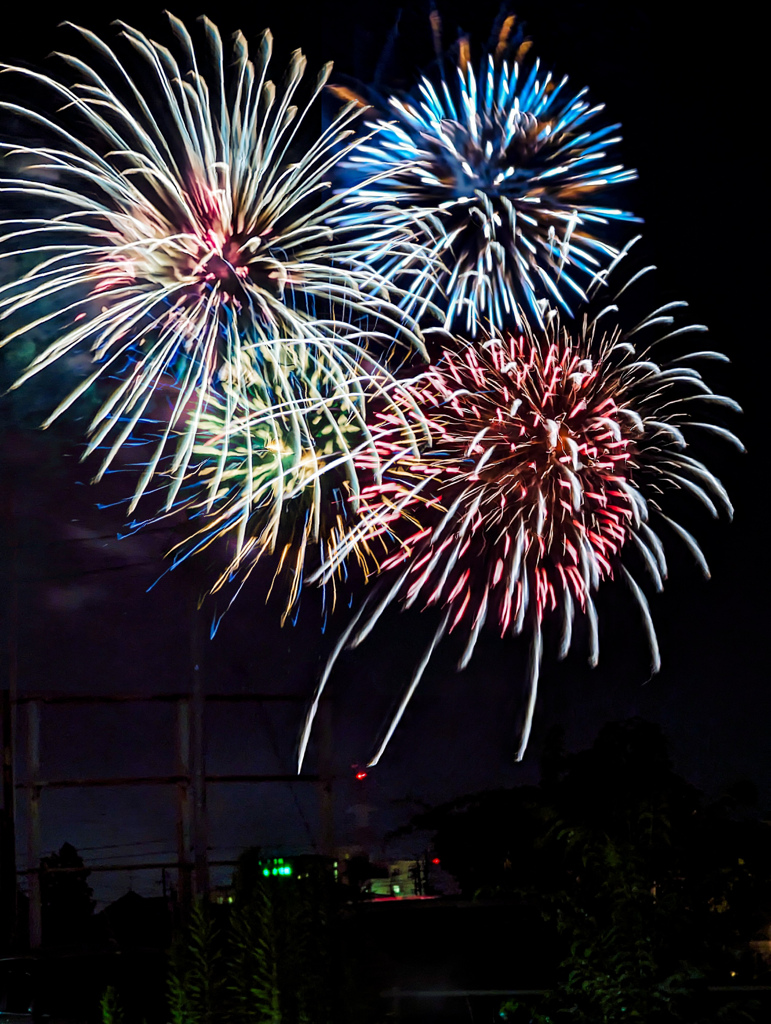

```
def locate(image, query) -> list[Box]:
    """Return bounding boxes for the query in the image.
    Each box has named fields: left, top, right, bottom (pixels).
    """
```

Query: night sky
left=1, top=1, right=767, bottom=907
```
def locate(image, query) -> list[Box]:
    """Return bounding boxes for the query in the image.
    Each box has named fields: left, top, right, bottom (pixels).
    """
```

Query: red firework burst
left=299, top=301, right=740, bottom=768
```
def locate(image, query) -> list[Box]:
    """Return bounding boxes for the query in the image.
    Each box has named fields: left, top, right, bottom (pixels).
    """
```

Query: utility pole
left=25, top=699, right=41, bottom=948
left=1, top=475, right=19, bottom=949
left=318, top=695, right=335, bottom=860
left=1, top=689, right=17, bottom=949
left=176, top=697, right=192, bottom=916
left=14, top=692, right=319, bottom=919
left=190, top=588, right=209, bottom=899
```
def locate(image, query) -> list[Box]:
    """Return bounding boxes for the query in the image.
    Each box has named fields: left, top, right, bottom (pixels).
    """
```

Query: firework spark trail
left=130, top=324, right=433, bottom=629
left=0, top=15, right=427, bottom=509
left=328, top=16, right=638, bottom=337
left=298, top=277, right=741, bottom=770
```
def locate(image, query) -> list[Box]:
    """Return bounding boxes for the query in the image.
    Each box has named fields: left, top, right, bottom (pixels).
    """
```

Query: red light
left=355, top=771, right=367, bottom=781
left=431, top=857, right=441, bottom=865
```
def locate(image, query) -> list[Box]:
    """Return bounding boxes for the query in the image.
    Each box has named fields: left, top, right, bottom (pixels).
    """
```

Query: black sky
left=1, top=0, right=767, bottom=906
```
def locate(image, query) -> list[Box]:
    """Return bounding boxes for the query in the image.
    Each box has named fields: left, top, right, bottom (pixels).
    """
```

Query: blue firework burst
left=331, top=23, right=639, bottom=335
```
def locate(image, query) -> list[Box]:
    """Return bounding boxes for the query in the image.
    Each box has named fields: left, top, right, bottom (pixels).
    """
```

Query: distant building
left=210, top=885, right=234, bottom=905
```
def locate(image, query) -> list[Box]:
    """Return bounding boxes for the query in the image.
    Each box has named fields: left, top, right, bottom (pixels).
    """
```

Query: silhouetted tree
left=403, top=719, right=771, bottom=1022
left=40, top=841, right=95, bottom=946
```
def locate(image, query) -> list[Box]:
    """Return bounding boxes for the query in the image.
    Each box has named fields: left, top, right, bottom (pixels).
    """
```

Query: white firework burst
left=0, top=15, right=426, bottom=509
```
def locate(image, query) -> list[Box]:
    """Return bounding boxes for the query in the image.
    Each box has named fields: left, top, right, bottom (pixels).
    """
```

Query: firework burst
left=0, top=15, right=425, bottom=509
left=299, top=282, right=741, bottom=769
left=142, top=334, right=419, bottom=627
left=330, top=16, right=638, bottom=336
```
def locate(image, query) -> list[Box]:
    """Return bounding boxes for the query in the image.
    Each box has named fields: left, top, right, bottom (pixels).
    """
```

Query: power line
left=77, top=850, right=177, bottom=863
left=13, top=690, right=327, bottom=946
left=78, top=838, right=169, bottom=852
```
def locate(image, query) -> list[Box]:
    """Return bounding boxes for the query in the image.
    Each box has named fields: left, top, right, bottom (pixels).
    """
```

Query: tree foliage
left=100, top=851, right=379, bottom=1024
left=405, top=719, right=770, bottom=1022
